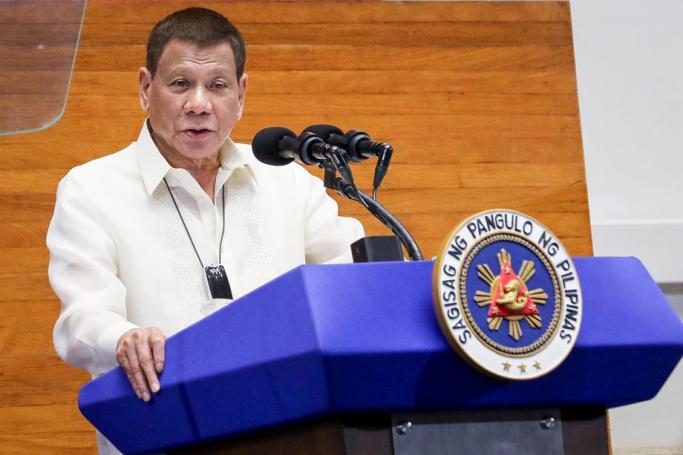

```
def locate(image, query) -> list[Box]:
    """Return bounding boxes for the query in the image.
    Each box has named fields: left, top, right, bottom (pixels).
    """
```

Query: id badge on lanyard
left=205, top=264, right=233, bottom=299
left=164, top=178, right=233, bottom=301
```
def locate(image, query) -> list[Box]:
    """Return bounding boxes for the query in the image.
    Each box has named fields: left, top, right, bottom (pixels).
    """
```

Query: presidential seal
left=433, top=209, right=582, bottom=380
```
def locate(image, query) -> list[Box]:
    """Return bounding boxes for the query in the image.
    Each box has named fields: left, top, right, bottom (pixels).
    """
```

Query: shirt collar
left=136, top=120, right=258, bottom=196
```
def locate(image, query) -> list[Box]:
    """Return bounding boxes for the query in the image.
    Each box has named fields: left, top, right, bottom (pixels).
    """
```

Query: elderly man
left=47, top=7, right=363, bottom=454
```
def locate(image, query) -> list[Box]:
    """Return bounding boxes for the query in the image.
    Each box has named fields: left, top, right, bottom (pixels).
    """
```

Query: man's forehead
left=159, top=40, right=236, bottom=73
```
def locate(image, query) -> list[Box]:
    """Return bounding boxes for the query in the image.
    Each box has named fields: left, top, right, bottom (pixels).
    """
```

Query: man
left=47, top=7, right=363, bottom=454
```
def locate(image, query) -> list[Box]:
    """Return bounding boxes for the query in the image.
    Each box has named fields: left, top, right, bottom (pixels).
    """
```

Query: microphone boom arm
left=324, top=170, right=423, bottom=261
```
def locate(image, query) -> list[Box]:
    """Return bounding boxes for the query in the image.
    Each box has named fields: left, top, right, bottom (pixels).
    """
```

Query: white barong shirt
left=47, top=123, right=363, bottom=453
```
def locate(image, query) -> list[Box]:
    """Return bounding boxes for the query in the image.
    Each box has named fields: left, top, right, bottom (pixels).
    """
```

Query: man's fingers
left=150, top=330, right=165, bottom=374
left=125, top=343, right=151, bottom=402
left=117, top=348, right=141, bottom=399
left=136, top=334, right=160, bottom=395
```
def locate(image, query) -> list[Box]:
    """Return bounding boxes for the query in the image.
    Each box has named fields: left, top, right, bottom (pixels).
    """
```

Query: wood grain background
left=0, top=1, right=590, bottom=453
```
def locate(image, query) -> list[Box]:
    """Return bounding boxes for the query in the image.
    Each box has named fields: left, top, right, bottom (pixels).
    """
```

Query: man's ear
left=236, top=72, right=248, bottom=120
left=139, top=67, right=153, bottom=114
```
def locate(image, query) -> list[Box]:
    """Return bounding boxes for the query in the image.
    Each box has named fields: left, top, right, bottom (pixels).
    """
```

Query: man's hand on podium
left=116, top=327, right=165, bottom=402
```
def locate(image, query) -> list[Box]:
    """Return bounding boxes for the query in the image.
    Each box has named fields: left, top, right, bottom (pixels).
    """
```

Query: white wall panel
left=571, top=1, right=683, bottom=451
left=572, top=0, right=683, bottom=283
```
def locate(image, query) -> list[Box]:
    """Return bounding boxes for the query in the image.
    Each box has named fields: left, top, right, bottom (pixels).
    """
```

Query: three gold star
left=503, top=361, right=541, bottom=374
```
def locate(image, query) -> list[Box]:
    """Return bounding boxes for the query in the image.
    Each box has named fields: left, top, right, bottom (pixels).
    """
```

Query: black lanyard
left=163, top=177, right=232, bottom=299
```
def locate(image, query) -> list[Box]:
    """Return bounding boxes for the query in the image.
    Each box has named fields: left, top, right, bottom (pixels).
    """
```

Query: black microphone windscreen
left=303, top=124, right=344, bottom=141
left=252, top=127, right=296, bottom=166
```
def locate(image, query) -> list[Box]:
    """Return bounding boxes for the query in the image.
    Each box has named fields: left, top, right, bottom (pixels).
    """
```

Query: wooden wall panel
left=0, top=1, right=590, bottom=453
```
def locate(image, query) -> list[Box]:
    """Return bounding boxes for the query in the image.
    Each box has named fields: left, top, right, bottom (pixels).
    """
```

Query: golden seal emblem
left=433, top=209, right=582, bottom=380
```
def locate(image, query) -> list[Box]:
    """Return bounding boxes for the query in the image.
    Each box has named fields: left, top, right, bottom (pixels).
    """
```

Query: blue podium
left=79, top=259, right=683, bottom=455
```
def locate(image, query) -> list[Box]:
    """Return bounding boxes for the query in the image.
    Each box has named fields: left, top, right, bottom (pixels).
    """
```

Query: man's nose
left=184, top=87, right=212, bottom=115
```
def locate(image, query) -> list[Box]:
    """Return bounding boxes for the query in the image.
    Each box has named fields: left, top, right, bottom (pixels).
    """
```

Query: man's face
left=139, top=39, right=247, bottom=161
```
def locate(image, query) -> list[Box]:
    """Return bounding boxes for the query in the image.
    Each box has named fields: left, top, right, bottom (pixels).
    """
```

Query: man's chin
left=176, top=140, right=222, bottom=161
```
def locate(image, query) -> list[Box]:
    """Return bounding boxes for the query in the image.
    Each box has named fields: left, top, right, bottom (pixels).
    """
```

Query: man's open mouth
left=184, top=129, right=212, bottom=139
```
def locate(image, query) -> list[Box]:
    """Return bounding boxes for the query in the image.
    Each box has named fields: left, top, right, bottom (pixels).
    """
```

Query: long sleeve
left=47, top=172, right=138, bottom=376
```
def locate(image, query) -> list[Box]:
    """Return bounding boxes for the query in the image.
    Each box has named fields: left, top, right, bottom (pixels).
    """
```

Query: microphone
left=252, top=126, right=340, bottom=165
left=279, top=125, right=422, bottom=260
left=304, top=124, right=393, bottom=193
left=251, top=126, right=296, bottom=166
left=252, top=126, right=356, bottom=187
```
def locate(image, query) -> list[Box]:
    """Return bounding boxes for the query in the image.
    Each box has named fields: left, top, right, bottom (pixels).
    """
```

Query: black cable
left=163, top=178, right=226, bottom=267
left=218, top=185, right=226, bottom=264
left=323, top=154, right=370, bottom=211
left=331, top=177, right=423, bottom=261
